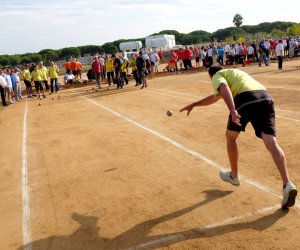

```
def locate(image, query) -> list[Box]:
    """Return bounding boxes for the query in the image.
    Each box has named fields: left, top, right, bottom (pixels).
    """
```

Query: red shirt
left=92, top=60, right=102, bottom=73
left=183, top=48, right=192, bottom=60
left=170, top=52, right=178, bottom=63
left=177, top=49, right=183, bottom=60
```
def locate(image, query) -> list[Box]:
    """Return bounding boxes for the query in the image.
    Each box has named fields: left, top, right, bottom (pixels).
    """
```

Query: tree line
left=1, top=21, right=299, bottom=68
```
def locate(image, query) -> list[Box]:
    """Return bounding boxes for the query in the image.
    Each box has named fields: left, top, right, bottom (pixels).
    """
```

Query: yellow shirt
left=48, top=65, right=59, bottom=79
left=39, top=66, right=48, bottom=81
left=121, top=60, right=129, bottom=73
left=22, top=69, right=31, bottom=81
left=105, top=59, right=114, bottom=72
left=31, top=70, right=42, bottom=81
left=212, top=69, right=266, bottom=98
left=129, top=58, right=136, bottom=71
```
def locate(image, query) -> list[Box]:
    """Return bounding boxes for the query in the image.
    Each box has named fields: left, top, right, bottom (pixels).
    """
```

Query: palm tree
left=233, top=14, right=243, bottom=37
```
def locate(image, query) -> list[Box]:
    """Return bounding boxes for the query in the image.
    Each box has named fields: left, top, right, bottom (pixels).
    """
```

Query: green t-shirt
left=212, top=69, right=266, bottom=98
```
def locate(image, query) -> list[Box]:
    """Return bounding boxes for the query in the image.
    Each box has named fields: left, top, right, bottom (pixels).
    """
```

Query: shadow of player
left=18, top=189, right=287, bottom=250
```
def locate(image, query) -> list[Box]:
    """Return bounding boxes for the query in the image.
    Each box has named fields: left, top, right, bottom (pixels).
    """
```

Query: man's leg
left=262, top=132, right=297, bottom=208
left=261, top=132, right=289, bottom=185
left=226, top=130, right=240, bottom=178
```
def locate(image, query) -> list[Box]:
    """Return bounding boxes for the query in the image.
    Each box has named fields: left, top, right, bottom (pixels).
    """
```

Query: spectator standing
left=63, top=59, right=71, bottom=73
left=0, top=69, right=8, bottom=106
left=13, top=67, right=23, bottom=101
left=129, top=53, right=139, bottom=86
left=91, top=56, right=102, bottom=88
left=150, top=50, right=160, bottom=76
left=76, top=59, right=83, bottom=79
left=136, top=51, right=147, bottom=89
left=70, top=58, right=78, bottom=79
left=183, top=46, right=192, bottom=70
left=275, top=40, right=284, bottom=70
left=111, top=54, right=122, bottom=89
left=5, top=69, right=14, bottom=103
left=217, top=45, right=224, bottom=65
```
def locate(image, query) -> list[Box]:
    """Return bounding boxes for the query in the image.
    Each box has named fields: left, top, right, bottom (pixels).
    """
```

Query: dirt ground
left=1, top=59, right=300, bottom=250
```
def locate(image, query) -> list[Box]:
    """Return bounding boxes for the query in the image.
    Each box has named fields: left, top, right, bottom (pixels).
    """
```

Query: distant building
left=145, top=35, right=176, bottom=51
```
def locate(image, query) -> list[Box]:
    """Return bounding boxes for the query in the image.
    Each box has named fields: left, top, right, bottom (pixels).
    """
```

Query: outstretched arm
left=180, top=94, right=221, bottom=116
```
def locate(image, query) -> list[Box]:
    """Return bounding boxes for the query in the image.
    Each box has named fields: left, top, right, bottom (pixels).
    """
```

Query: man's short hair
left=208, top=64, right=224, bottom=77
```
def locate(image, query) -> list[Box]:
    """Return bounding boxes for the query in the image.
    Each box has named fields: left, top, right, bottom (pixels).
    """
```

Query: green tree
left=9, top=55, right=22, bottom=66
left=287, top=24, right=300, bottom=35
left=0, top=55, right=10, bottom=67
left=233, top=13, right=243, bottom=38
left=59, top=47, right=81, bottom=59
left=20, top=56, right=32, bottom=65
left=78, top=45, right=102, bottom=56
left=271, top=29, right=285, bottom=38
left=101, top=43, right=119, bottom=54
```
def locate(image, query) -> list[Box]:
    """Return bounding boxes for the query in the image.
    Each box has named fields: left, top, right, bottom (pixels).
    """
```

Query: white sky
left=0, top=0, right=299, bottom=55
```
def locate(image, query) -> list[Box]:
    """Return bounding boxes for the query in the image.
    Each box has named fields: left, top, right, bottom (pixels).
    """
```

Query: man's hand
left=231, top=110, right=242, bottom=126
left=180, top=103, right=194, bottom=116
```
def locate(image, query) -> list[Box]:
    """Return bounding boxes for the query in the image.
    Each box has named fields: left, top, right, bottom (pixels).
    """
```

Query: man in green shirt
left=180, top=64, right=297, bottom=209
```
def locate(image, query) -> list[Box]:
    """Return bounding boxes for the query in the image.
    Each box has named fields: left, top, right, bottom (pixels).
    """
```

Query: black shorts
left=227, top=90, right=276, bottom=138
left=72, top=70, right=78, bottom=76
left=24, top=80, right=31, bottom=88
left=34, top=81, right=43, bottom=91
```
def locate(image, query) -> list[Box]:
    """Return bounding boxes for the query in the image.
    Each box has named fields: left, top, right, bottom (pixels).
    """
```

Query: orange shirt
left=76, top=61, right=82, bottom=71
left=70, top=61, right=77, bottom=71
left=63, top=62, right=71, bottom=70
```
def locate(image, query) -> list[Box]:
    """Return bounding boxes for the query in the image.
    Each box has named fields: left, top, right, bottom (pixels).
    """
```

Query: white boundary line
left=75, top=93, right=299, bottom=209
left=126, top=204, right=281, bottom=249
left=22, top=102, right=32, bottom=250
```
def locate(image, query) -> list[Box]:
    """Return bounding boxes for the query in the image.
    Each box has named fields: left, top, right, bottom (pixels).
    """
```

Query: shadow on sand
left=18, top=189, right=288, bottom=250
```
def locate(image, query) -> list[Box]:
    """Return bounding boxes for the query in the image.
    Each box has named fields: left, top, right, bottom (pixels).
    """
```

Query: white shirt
left=64, top=73, right=75, bottom=81
left=275, top=43, right=284, bottom=56
left=247, top=46, right=254, bottom=55
left=5, top=74, right=12, bottom=88
left=142, top=54, right=150, bottom=61
left=150, top=52, right=159, bottom=62
left=263, top=41, right=270, bottom=49
left=0, top=75, right=7, bottom=87
left=207, top=48, right=213, bottom=57
left=13, top=72, right=20, bottom=83
left=224, top=44, right=230, bottom=53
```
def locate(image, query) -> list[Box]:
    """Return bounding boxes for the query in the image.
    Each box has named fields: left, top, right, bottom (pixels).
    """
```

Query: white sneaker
left=219, top=171, right=240, bottom=186
left=282, top=182, right=297, bottom=209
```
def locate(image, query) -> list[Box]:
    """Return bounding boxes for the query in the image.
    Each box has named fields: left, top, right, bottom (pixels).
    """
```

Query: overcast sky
left=0, top=0, right=299, bottom=55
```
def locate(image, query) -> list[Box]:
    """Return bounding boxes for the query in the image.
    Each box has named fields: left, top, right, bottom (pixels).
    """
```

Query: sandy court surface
left=1, top=59, right=300, bottom=249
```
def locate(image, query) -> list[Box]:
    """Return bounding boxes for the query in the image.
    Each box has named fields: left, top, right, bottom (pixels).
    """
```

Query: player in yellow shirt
left=38, top=61, right=49, bottom=92
left=105, top=55, right=115, bottom=89
left=22, top=64, right=34, bottom=98
left=121, top=57, right=129, bottom=86
left=31, top=65, right=46, bottom=98
left=180, top=64, right=297, bottom=210
left=129, top=53, right=139, bottom=86
left=48, top=61, right=60, bottom=93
